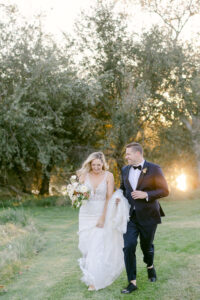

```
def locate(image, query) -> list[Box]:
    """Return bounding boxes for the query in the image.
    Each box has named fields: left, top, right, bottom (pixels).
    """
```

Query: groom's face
left=125, top=148, right=140, bottom=165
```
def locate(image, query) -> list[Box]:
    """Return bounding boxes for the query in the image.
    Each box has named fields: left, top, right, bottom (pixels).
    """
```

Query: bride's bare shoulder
left=106, top=171, right=114, bottom=181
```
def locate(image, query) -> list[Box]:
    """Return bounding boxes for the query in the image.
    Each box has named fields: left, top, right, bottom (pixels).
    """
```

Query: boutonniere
left=142, top=167, right=147, bottom=174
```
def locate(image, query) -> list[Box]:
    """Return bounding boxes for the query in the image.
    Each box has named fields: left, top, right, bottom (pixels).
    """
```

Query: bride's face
left=91, top=159, right=104, bottom=174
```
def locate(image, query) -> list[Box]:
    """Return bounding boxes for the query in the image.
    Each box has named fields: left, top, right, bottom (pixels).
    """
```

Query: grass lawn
left=0, top=194, right=200, bottom=300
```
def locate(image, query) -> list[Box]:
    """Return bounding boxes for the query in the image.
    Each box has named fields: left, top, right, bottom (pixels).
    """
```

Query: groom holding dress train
left=120, top=142, right=169, bottom=294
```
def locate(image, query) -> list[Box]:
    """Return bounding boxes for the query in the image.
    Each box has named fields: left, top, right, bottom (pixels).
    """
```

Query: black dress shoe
left=147, top=266, right=157, bottom=282
left=121, top=282, right=138, bottom=294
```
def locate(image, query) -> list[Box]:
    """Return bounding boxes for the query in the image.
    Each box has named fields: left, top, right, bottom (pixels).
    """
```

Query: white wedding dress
left=78, top=172, right=130, bottom=290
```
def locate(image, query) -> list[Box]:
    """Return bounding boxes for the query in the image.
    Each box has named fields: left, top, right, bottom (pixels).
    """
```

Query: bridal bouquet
left=62, top=175, right=90, bottom=208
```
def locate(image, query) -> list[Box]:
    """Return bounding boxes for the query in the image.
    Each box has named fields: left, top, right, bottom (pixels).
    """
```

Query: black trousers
left=123, top=212, right=157, bottom=281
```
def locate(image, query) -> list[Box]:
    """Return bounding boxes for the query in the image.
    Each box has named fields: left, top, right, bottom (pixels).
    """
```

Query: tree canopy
left=0, top=0, right=200, bottom=195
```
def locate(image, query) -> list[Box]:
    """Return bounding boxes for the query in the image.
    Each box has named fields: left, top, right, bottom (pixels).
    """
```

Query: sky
left=1, top=0, right=200, bottom=43
left=1, top=0, right=93, bottom=37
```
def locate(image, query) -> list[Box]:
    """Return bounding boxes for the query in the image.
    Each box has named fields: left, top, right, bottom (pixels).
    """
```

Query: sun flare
left=176, top=174, right=187, bottom=191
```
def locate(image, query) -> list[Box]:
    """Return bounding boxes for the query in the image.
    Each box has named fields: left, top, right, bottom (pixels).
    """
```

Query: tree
left=0, top=4, right=99, bottom=194
left=74, top=0, right=147, bottom=170
left=123, top=0, right=200, bottom=43
left=74, top=1, right=200, bottom=181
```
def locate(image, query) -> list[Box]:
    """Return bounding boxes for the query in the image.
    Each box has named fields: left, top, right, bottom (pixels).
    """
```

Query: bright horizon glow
left=0, top=0, right=93, bottom=39
left=176, top=174, right=187, bottom=191
left=1, top=0, right=200, bottom=44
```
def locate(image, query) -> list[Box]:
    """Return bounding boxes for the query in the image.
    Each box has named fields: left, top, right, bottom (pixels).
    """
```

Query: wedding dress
left=78, top=172, right=130, bottom=290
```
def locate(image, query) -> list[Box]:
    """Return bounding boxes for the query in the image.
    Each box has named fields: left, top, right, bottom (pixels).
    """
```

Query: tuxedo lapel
left=136, top=160, right=148, bottom=190
left=124, top=165, right=133, bottom=192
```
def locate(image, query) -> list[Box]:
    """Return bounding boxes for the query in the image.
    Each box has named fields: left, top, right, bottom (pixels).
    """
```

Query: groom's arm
left=146, top=166, right=169, bottom=202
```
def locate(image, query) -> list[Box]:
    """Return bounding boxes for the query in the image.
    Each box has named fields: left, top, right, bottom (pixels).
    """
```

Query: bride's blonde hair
left=77, top=152, right=109, bottom=178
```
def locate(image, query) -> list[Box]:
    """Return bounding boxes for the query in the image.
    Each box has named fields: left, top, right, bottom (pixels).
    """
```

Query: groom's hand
left=131, top=191, right=148, bottom=199
left=116, top=198, right=120, bottom=205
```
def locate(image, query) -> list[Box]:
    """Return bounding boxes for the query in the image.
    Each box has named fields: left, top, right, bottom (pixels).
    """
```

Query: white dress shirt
left=128, top=160, right=148, bottom=206
left=128, top=160, right=145, bottom=191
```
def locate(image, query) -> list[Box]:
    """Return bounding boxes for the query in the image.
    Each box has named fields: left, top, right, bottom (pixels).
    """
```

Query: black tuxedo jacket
left=120, top=160, right=169, bottom=226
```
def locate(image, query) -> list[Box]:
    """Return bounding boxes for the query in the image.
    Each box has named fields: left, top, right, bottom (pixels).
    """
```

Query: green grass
left=0, top=208, right=30, bottom=226
left=0, top=209, right=44, bottom=285
left=0, top=195, right=69, bottom=208
left=0, top=192, right=200, bottom=299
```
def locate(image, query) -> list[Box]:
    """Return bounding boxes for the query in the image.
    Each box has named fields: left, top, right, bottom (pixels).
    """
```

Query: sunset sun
left=176, top=174, right=187, bottom=191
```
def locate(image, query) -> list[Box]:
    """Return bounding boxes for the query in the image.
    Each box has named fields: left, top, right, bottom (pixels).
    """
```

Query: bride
left=77, top=152, right=129, bottom=291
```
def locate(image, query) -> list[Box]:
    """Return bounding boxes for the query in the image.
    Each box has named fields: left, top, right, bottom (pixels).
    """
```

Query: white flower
left=60, top=185, right=68, bottom=196
left=66, top=184, right=73, bottom=191
left=71, top=195, right=77, bottom=204
left=76, top=184, right=82, bottom=193
left=70, top=175, right=77, bottom=183
left=66, top=184, right=75, bottom=195
left=80, top=185, right=89, bottom=193
left=142, top=167, right=148, bottom=174
left=72, top=182, right=78, bottom=188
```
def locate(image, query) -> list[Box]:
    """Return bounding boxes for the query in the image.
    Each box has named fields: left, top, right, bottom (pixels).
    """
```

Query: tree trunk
left=39, top=163, right=53, bottom=195
left=39, top=173, right=50, bottom=195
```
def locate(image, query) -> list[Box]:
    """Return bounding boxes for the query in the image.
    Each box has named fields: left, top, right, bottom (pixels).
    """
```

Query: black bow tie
left=132, top=165, right=142, bottom=170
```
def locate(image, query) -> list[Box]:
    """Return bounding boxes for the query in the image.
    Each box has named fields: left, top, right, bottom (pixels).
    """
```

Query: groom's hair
left=126, top=142, right=143, bottom=154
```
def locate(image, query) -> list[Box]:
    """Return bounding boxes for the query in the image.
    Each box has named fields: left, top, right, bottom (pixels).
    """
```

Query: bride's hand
left=116, top=198, right=120, bottom=205
left=96, top=215, right=105, bottom=228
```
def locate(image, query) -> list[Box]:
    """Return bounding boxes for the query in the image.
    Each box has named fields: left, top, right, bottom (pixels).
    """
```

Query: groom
left=120, top=142, right=169, bottom=294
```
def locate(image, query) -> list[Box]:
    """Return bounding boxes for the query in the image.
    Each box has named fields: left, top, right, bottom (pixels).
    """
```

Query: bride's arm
left=96, top=172, right=114, bottom=228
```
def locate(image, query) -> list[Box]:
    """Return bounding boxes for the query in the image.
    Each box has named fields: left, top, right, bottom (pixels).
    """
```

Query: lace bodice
left=84, top=172, right=108, bottom=202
